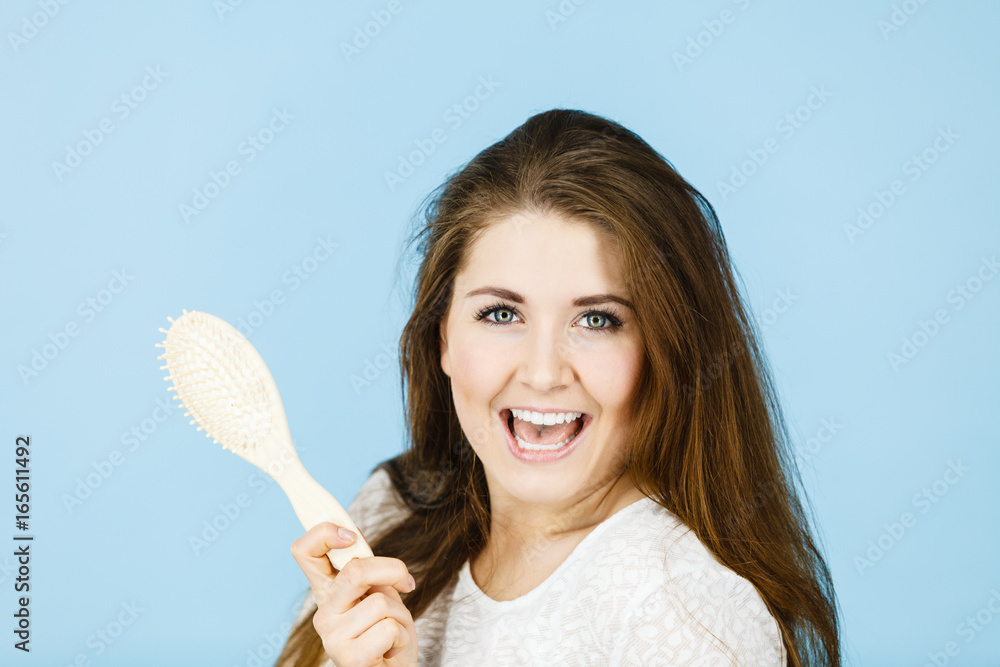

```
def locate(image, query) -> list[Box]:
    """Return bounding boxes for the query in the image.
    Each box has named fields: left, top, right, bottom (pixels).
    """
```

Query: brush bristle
left=158, top=310, right=271, bottom=453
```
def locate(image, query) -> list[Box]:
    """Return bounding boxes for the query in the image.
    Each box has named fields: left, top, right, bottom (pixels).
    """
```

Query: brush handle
left=274, top=458, right=375, bottom=570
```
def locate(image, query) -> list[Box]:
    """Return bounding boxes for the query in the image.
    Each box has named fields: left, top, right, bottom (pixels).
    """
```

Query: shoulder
left=602, top=500, right=786, bottom=665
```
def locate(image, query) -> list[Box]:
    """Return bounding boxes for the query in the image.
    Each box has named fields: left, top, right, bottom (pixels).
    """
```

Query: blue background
left=1, top=1, right=998, bottom=665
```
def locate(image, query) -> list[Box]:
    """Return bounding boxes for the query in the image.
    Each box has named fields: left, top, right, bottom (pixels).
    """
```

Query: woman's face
left=439, top=210, right=644, bottom=509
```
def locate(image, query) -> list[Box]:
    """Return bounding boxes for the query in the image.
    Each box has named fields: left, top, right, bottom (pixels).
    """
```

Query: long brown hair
left=277, top=108, right=841, bottom=666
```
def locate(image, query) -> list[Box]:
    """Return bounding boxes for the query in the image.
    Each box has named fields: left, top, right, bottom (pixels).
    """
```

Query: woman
left=276, top=109, right=841, bottom=666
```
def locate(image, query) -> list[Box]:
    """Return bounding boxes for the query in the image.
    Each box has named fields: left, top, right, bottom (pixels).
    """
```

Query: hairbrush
left=155, top=309, right=373, bottom=569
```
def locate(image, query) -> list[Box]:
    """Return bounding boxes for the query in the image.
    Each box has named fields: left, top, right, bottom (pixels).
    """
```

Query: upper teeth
left=510, top=409, right=582, bottom=425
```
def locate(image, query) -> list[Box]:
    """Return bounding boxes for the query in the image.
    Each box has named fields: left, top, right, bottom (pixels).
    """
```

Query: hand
left=290, top=522, right=418, bottom=667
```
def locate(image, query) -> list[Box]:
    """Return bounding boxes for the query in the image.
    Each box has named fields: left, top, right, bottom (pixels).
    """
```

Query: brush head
left=156, top=309, right=293, bottom=469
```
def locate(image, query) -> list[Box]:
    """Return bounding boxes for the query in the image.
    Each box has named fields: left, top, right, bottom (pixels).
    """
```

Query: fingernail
left=407, top=575, right=416, bottom=590
left=338, top=527, right=356, bottom=542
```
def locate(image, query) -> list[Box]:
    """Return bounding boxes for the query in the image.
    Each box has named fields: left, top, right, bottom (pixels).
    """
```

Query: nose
left=514, top=324, right=575, bottom=391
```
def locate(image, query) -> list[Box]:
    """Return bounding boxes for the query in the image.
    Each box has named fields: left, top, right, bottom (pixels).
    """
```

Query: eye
left=576, top=310, right=624, bottom=334
left=474, top=302, right=521, bottom=327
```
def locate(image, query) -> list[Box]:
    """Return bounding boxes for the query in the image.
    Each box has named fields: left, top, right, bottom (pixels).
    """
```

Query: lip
left=499, top=407, right=592, bottom=463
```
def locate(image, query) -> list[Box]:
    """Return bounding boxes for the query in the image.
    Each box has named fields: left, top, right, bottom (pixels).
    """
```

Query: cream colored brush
left=156, top=309, right=373, bottom=569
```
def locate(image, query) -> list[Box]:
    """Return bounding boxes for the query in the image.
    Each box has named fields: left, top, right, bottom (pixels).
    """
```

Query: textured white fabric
left=294, top=467, right=787, bottom=666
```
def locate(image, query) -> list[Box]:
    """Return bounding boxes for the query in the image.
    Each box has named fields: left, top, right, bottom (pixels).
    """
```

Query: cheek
left=447, top=339, right=512, bottom=453
left=446, top=334, right=506, bottom=409
left=583, top=341, right=643, bottom=412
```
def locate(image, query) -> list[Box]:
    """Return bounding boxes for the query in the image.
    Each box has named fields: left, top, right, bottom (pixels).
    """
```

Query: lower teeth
left=515, top=434, right=573, bottom=451
left=511, top=418, right=582, bottom=451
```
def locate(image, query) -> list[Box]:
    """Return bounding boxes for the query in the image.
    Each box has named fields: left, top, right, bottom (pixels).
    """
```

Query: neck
left=483, top=471, right=645, bottom=557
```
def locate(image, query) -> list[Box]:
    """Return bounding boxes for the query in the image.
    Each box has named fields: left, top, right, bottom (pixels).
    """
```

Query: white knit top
left=293, top=467, right=787, bottom=666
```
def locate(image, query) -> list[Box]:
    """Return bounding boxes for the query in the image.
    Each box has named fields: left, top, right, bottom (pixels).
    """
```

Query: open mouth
left=501, top=408, right=589, bottom=451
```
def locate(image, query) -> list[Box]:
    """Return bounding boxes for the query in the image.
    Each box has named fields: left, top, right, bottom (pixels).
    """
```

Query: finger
left=355, top=617, right=409, bottom=664
left=325, top=557, right=414, bottom=616
left=290, top=522, right=359, bottom=594
left=372, top=584, right=415, bottom=662
left=331, top=590, right=412, bottom=643
left=366, top=583, right=403, bottom=604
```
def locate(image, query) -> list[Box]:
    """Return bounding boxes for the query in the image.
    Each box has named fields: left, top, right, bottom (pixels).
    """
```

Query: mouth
left=499, top=407, right=591, bottom=452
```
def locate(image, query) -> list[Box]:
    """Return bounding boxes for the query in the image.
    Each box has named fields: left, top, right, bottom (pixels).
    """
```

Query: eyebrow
left=464, top=286, right=634, bottom=310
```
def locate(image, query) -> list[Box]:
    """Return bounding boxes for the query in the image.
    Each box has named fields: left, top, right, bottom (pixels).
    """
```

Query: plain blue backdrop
left=1, top=1, right=998, bottom=665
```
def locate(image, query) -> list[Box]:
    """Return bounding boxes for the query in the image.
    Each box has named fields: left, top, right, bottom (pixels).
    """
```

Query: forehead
left=457, top=211, right=627, bottom=297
